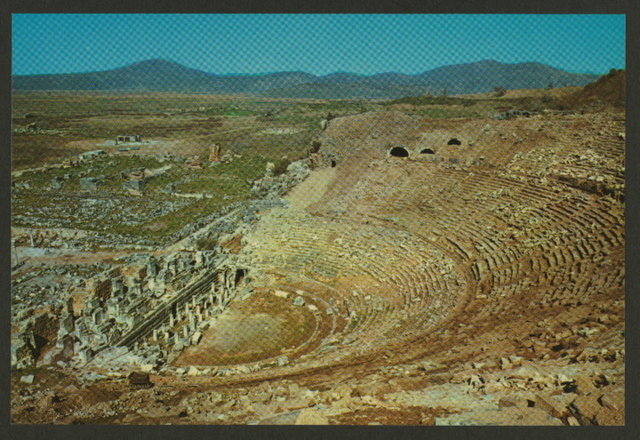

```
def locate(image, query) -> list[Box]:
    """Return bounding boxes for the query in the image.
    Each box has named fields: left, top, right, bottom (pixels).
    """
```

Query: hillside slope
left=555, top=68, right=625, bottom=109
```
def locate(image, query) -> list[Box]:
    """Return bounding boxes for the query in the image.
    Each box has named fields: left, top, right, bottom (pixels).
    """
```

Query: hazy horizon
left=12, top=14, right=625, bottom=77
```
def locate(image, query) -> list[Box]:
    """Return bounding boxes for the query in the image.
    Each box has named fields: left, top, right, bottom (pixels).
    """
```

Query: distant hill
left=12, top=59, right=317, bottom=94
left=414, top=60, right=598, bottom=95
left=13, top=58, right=602, bottom=99
left=262, top=82, right=428, bottom=100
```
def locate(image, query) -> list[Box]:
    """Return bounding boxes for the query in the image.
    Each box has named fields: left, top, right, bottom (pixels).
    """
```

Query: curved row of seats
left=230, top=115, right=625, bottom=373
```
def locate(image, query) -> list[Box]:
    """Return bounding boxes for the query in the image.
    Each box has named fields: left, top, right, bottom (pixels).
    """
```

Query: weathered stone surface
left=295, top=408, right=329, bottom=425
left=534, top=394, right=570, bottom=419
left=567, top=416, right=580, bottom=426
left=570, top=395, right=601, bottom=424
left=499, top=357, right=512, bottom=370
left=575, top=376, right=597, bottom=396
left=436, top=407, right=563, bottom=426
left=498, top=396, right=529, bottom=408
left=594, top=406, right=624, bottom=425
left=598, top=388, right=624, bottom=411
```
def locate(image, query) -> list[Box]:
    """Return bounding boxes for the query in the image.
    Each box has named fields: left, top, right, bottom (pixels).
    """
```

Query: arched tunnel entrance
left=447, top=138, right=462, bottom=145
left=389, top=147, right=409, bottom=158
left=420, top=148, right=435, bottom=154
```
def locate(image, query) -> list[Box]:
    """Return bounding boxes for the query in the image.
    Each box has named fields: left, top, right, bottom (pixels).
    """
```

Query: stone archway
left=389, top=146, right=409, bottom=157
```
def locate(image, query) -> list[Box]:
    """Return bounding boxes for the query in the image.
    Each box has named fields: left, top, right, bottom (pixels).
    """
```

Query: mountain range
left=12, top=59, right=602, bottom=99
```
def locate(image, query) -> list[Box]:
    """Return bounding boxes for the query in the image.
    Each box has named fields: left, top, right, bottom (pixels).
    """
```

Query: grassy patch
left=175, top=155, right=267, bottom=194
left=10, top=92, right=385, bottom=244
left=12, top=154, right=269, bottom=241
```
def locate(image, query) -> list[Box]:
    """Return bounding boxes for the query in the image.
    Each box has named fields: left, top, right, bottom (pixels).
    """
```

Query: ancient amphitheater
left=181, top=110, right=624, bottom=425
left=12, top=110, right=625, bottom=425
left=151, top=113, right=624, bottom=424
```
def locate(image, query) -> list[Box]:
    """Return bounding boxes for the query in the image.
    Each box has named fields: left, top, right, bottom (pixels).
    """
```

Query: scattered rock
left=128, top=372, right=152, bottom=387
left=20, top=375, right=34, bottom=384
left=140, top=364, right=155, bottom=373
left=274, top=290, right=289, bottom=299
left=191, top=331, right=202, bottom=345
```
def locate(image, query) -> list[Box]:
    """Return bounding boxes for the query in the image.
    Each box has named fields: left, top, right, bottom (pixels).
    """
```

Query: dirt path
left=286, top=167, right=337, bottom=209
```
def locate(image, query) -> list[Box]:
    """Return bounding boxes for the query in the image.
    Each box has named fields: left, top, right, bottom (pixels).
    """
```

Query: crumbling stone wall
left=40, top=250, right=249, bottom=367
left=11, top=313, right=59, bottom=368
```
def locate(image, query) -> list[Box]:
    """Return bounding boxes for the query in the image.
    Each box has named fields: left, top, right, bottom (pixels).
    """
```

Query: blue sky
left=12, top=14, right=625, bottom=76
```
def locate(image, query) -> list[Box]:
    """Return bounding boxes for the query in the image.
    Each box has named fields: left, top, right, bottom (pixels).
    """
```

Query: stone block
left=498, top=396, right=530, bottom=408
left=570, top=395, right=601, bottom=424
left=594, top=406, right=624, bottom=426
left=575, top=376, right=597, bottom=396
left=535, top=394, right=570, bottom=419
left=598, top=388, right=624, bottom=411
left=567, top=416, right=580, bottom=426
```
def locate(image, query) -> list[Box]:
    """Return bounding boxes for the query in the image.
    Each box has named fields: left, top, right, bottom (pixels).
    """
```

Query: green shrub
left=272, top=159, right=291, bottom=176
left=196, top=236, right=217, bottom=250
left=310, top=141, right=321, bottom=154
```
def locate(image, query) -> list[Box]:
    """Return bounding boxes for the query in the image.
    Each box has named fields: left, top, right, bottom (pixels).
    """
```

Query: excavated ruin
left=11, top=110, right=625, bottom=425
left=231, top=111, right=625, bottom=375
